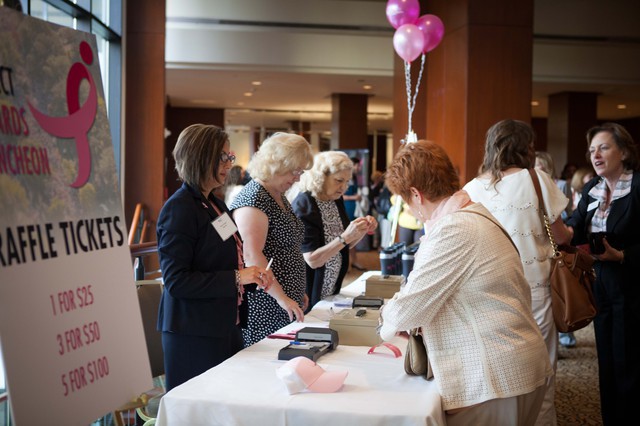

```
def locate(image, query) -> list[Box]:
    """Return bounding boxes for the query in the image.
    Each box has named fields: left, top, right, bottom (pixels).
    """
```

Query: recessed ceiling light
left=237, top=101, right=244, bottom=106
left=244, top=92, right=253, bottom=97
left=617, top=104, right=627, bottom=109
left=251, top=81, right=262, bottom=86
left=363, top=85, right=373, bottom=90
left=531, top=101, right=539, bottom=107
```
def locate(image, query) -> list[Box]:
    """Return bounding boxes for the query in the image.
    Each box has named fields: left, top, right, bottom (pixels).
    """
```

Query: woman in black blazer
left=156, top=124, right=273, bottom=391
left=566, top=122, right=640, bottom=425
left=291, top=151, right=377, bottom=311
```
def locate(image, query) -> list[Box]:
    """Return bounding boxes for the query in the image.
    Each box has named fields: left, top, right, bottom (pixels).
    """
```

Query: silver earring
left=417, top=209, right=425, bottom=221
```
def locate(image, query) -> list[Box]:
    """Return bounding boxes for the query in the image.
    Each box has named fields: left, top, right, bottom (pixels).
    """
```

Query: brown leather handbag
left=529, top=169, right=597, bottom=333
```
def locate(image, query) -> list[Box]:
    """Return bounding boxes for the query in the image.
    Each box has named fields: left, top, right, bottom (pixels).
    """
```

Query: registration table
left=156, top=272, right=444, bottom=426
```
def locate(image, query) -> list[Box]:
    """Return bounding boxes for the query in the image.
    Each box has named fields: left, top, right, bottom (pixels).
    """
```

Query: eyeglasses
left=291, top=169, right=305, bottom=177
left=220, top=151, right=236, bottom=164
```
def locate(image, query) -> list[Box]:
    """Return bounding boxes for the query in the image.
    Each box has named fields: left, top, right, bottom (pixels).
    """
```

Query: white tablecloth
left=156, top=272, right=444, bottom=426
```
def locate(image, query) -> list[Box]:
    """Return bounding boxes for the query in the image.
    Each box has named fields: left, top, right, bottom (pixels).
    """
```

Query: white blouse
left=463, top=169, right=569, bottom=289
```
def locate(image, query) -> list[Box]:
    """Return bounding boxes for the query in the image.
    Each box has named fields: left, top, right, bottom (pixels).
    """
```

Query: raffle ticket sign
left=0, top=8, right=152, bottom=425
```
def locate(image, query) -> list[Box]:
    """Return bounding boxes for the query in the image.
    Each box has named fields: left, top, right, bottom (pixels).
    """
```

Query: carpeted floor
left=346, top=250, right=603, bottom=426
left=556, top=324, right=602, bottom=425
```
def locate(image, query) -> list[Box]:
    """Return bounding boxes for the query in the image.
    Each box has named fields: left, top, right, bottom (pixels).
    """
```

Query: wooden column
left=418, top=0, right=534, bottom=184
left=124, top=0, right=165, bottom=228
left=548, top=92, right=598, bottom=171
left=331, top=93, right=368, bottom=150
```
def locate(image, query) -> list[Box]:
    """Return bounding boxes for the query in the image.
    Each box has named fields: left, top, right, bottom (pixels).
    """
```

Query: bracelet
left=234, top=270, right=241, bottom=286
left=337, top=235, right=346, bottom=246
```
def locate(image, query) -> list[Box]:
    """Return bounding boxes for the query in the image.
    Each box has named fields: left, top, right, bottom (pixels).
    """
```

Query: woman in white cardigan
left=380, top=140, right=551, bottom=426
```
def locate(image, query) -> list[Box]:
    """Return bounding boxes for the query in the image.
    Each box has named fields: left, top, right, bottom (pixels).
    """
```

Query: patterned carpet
left=556, top=324, right=602, bottom=425
left=347, top=250, right=603, bottom=426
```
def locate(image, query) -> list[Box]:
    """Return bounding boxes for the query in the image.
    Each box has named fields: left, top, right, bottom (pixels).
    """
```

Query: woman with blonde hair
left=570, top=166, right=595, bottom=210
left=292, top=151, right=377, bottom=310
left=230, top=132, right=313, bottom=346
left=380, top=140, right=551, bottom=425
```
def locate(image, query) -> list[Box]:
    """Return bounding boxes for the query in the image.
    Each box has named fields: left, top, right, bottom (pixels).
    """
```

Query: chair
left=113, top=280, right=165, bottom=426
left=136, top=281, right=165, bottom=378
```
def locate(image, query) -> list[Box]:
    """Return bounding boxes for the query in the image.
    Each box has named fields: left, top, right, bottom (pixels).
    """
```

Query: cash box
left=365, top=274, right=405, bottom=299
left=329, top=308, right=381, bottom=347
left=277, top=327, right=339, bottom=362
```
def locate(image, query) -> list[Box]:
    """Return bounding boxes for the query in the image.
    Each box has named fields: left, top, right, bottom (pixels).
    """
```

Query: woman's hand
left=276, top=294, right=305, bottom=322
left=302, top=293, right=309, bottom=312
left=343, top=217, right=370, bottom=243
left=594, top=237, right=624, bottom=263
left=266, top=281, right=305, bottom=322
left=237, top=266, right=274, bottom=291
left=364, top=215, right=378, bottom=235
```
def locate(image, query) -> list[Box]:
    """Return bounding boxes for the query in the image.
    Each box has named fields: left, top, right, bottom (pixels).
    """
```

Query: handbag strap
left=457, top=209, right=520, bottom=256
left=528, top=169, right=561, bottom=258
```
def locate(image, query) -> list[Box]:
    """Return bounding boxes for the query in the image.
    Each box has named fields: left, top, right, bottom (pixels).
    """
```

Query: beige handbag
left=403, top=328, right=433, bottom=380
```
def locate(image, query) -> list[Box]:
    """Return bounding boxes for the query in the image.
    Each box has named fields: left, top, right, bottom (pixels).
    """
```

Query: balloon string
left=412, top=54, right=426, bottom=116
left=404, top=54, right=426, bottom=139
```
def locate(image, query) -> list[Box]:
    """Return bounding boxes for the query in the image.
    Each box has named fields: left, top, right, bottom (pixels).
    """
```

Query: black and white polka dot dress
left=230, top=179, right=306, bottom=347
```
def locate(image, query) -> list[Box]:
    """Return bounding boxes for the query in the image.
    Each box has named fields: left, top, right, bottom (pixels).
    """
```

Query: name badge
left=587, top=200, right=599, bottom=212
left=211, top=212, right=238, bottom=241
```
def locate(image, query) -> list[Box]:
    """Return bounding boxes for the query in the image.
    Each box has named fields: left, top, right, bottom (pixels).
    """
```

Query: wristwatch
left=337, top=235, right=347, bottom=246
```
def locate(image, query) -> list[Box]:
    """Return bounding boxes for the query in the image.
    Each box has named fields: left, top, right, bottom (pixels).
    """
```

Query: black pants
left=592, top=269, right=640, bottom=425
left=162, top=327, right=244, bottom=391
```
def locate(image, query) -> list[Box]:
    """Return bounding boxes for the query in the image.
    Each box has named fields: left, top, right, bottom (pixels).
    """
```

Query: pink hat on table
left=276, top=356, right=348, bottom=394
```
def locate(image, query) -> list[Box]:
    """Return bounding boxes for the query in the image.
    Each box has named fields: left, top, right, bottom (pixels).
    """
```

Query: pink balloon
left=393, top=24, right=424, bottom=63
left=385, top=0, right=420, bottom=29
left=415, top=14, right=445, bottom=53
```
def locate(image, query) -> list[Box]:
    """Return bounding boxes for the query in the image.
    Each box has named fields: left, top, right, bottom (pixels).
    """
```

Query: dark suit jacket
left=292, top=191, right=350, bottom=311
left=156, top=183, right=248, bottom=337
left=567, top=172, right=640, bottom=288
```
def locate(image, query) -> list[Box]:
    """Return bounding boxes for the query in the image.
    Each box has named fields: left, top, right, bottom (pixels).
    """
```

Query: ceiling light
left=244, top=92, right=253, bottom=97
left=363, top=85, right=373, bottom=90
left=617, top=104, right=627, bottom=109
left=531, top=101, right=539, bottom=107
left=237, top=101, right=244, bottom=106
left=251, top=81, right=262, bottom=86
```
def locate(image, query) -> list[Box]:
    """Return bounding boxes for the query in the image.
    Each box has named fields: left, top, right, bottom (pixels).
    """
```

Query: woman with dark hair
left=156, top=124, right=274, bottom=390
left=464, top=119, right=573, bottom=425
left=566, top=122, right=640, bottom=425
left=380, top=140, right=551, bottom=425
left=224, top=164, right=245, bottom=206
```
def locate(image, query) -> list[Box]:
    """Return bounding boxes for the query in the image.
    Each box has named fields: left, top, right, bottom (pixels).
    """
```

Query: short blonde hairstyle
left=299, top=151, right=353, bottom=196
left=247, top=132, right=313, bottom=181
left=570, top=166, right=595, bottom=193
left=535, top=151, right=557, bottom=179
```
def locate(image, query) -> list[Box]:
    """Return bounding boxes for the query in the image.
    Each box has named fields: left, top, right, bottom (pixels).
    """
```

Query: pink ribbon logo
left=28, top=41, right=97, bottom=188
